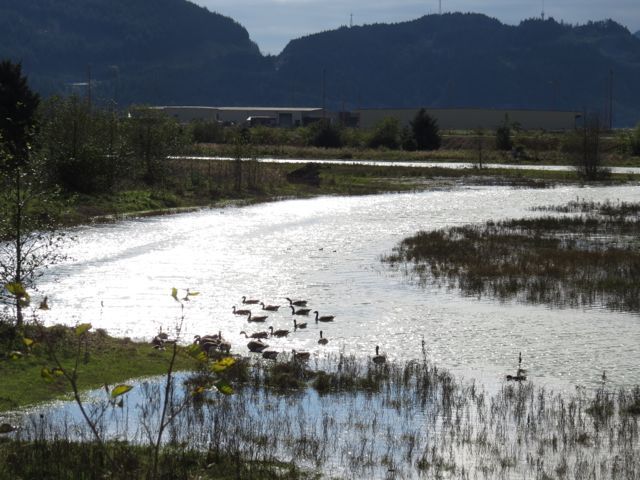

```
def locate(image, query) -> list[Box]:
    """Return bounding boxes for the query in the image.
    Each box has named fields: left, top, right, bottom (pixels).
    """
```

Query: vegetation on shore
left=384, top=200, right=640, bottom=313
left=0, top=324, right=196, bottom=412
left=2, top=346, right=639, bottom=479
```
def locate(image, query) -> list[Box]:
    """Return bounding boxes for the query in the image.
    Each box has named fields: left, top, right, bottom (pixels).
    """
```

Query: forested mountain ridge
left=0, top=0, right=272, bottom=105
left=277, top=14, right=640, bottom=125
left=1, top=2, right=640, bottom=125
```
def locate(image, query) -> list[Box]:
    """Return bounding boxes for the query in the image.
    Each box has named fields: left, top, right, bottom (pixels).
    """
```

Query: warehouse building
left=151, top=106, right=327, bottom=127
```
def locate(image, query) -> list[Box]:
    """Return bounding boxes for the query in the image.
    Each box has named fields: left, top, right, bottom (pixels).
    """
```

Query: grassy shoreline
left=62, top=159, right=640, bottom=227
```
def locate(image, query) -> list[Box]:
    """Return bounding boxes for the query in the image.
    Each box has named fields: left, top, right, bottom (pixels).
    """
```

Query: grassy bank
left=0, top=325, right=196, bottom=412
left=384, top=199, right=640, bottom=313
left=61, top=159, right=639, bottom=225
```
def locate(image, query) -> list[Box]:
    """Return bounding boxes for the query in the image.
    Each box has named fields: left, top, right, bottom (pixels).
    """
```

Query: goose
left=314, top=311, right=335, bottom=323
left=242, top=296, right=260, bottom=305
left=151, top=335, right=165, bottom=350
left=293, top=319, right=307, bottom=330
left=260, top=302, right=280, bottom=311
left=290, top=305, right=311, bottom=316
left=247, top=340, right=268, bottom=353
left=232, top=306, right=251, bottom=316
left=318, top=330, right=329, bottom=345
left=506, top=374, right=527, bottom=382
left=372, top=345, right=386, bottom=365
left=217, top=341, right=232, bottom=354
left=269, top=326, right=290, bottom=338
left=292, top=349, right=310, bottom=361
left=285, top=297, right=308, bottom=307
left=240, top=330, right=269, bottom=339
left=262, top=350, right=279, bottom=360
left=247, top=312, right=268, bottom=322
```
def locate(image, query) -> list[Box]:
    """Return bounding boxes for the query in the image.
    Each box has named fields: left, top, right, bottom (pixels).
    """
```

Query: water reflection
left=37, top=185, right=640, bottom=390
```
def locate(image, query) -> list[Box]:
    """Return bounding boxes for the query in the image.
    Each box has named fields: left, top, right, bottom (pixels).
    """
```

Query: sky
left=193, top=0, right=640, bottom=55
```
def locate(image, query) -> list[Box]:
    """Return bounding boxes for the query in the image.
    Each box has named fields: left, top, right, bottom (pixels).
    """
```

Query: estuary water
left=36, top=184, right=640, bottom=391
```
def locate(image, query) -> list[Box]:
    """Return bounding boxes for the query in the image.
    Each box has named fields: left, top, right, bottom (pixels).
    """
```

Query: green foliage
left=307, top=119, right=343, bottom=148
left=368, top=117, right=400, bottom=149
left=191, top=119, right=224, bottom=144
left=0, top=61, right=39, bottom=170
left=400, top=126, right=417, bottom=151
left=410, top=109, right=441, bottom=151
left=495, top=116, right=513, bottom=151
left=630, top=122, right=640, bottom=156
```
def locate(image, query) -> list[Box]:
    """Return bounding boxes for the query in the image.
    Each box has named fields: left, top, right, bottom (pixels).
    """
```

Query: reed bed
left=1, top=352, right=639, bottom=479
left=384, top=200, right=640, bottom=314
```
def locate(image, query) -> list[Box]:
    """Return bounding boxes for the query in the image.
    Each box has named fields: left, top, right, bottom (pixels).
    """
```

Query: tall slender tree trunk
left=14, top=167, right=23, bottom=327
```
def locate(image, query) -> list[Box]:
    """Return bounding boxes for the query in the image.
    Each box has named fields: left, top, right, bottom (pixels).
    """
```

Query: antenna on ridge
left=350, top=12, right=353, bottom=28
left=439, top=0, right=442, bottom=15
left=541, top=0, right=545, bottom=20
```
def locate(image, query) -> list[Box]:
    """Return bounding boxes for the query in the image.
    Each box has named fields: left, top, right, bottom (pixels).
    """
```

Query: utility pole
left=86, top=64, right=92, bottom=111
left=322, top=68, right=326, bottom=118
left=608, top=69, right=614, bottom=130
left=350, top=13, right=353, bottom=28
left=439, top=0, right=442, bottom=15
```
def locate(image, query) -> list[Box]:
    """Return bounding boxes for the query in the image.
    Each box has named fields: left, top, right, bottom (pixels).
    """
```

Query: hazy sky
left=193, top=0, right=640, bottom=55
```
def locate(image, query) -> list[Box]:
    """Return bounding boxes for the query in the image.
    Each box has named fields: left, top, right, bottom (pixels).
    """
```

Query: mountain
left=0, top=0, right=273, bottom=105
left=276, top=14, right=640, bottom=125
left=635, top=30, right=640, bottom=39
left=1, top=2, right=640, bottom=125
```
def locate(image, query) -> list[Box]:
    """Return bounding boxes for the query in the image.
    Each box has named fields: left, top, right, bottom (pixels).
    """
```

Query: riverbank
left=62, top=159, right=640, bottom=226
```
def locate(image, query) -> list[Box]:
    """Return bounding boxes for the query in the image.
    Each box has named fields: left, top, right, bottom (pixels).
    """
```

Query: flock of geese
left=191, top=295, right=387, bottom=364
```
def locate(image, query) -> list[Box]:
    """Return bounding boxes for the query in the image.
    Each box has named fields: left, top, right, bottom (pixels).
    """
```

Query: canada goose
left=293, top=319, right=307, bottom=330
left=292, top=349, right=310, bottom=361
left=290, top=305, right=311, bottom=316
left=372, top=345, right=386, bottom=364
left=260, top=302, right=280, bottom=311
left=151, top=335, right=165, bottom=350
left=242, top=296, right=260, bottom=305
left=285, top=297, right=308, bottom=307
left=217, top=341, right=232, bottom=354
left=240, top=330, right=269, bottom=339
left=269, top=326, right=290, bottom=338
left=318, top=330, right=329, bottom=345
left=232, top=306, right=251, bottom=316
left=314, top=311, right=335, bottom=323
left=247, top=340, right=268, bottom=353
left=39, top=296, right=49, bottom=310
left=247, top=312, right=268, bottom=322
left=262, top=350, right=279, bottom=360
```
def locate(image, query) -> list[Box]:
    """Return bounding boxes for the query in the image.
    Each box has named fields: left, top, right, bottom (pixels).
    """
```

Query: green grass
left=0, top=325, right=196, bottom=412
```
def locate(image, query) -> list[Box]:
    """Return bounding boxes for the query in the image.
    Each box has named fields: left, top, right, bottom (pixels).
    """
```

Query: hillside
left=0, top=0, right=273, bottom=105
left=276, top=14, right=640, bottom=126
left=1, top=2, right=640, bottom=125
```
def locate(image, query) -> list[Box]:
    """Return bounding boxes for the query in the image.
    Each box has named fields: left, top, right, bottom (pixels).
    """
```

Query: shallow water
left=36, top=184, right=640, bottom=391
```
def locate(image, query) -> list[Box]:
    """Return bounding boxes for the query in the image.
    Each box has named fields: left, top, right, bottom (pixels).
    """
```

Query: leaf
left=211, top=357, right=236, bottom=374
left=214, top=379, right=234, bottom=396
left=52, top=368, right=64, bottom=377
left=192, top=386, right=206, bottom=396
left=187, top=291, right=200, bottom=297
left=22, top=337, right=34, bottom=347
left=185, top=344, right=208, bottom=362
left=111, top=384, right=133, bottom=398
left=9, top=351, right=23, bottom=361
left=18, top=293, right=31, bottom=308
left=41, top=367, right=55, bottom=383
left=75, top=323, right=92, bottom=336
left=5, top=282, right=27, bottom=298
left=171, top=287, right=179, bottom=301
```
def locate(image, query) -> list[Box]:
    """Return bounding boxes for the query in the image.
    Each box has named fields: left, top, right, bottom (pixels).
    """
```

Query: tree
left=495, top=115, right=513, bottom=151
left=565, top=114, right=610, bottom=181
left=411, top=109, right=441, bottom=151
left=368, top=117, right=400, bottom=149
left=0, top=61, right=65, bottom=331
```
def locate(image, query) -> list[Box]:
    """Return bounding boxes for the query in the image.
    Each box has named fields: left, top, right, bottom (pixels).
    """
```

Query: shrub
left=410, top=108, right=441, bottom=151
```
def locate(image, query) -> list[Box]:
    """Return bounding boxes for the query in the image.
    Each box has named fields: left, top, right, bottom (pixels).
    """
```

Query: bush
left=368, top=117, right=400, bottom=149
left=191, top=119, right=223, bottom=143
left=307, top=119, right=343, bottom=148
left=630, top=123, right=640, bottom=156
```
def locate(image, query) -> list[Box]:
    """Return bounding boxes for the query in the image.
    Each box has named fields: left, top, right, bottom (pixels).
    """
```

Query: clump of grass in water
left=2, top=348, right=640, bottom=479
left=383, top=200, right=640, bottom=313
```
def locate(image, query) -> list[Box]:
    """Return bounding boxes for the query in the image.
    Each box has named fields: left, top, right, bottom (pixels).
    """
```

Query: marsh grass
left=384, top=200, right=640, bottom=313
left=2, top=353, right=639, bottom=479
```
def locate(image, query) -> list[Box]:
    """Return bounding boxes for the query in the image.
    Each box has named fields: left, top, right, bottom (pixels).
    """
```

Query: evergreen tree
left=411, top=109, right=441, bottom=151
